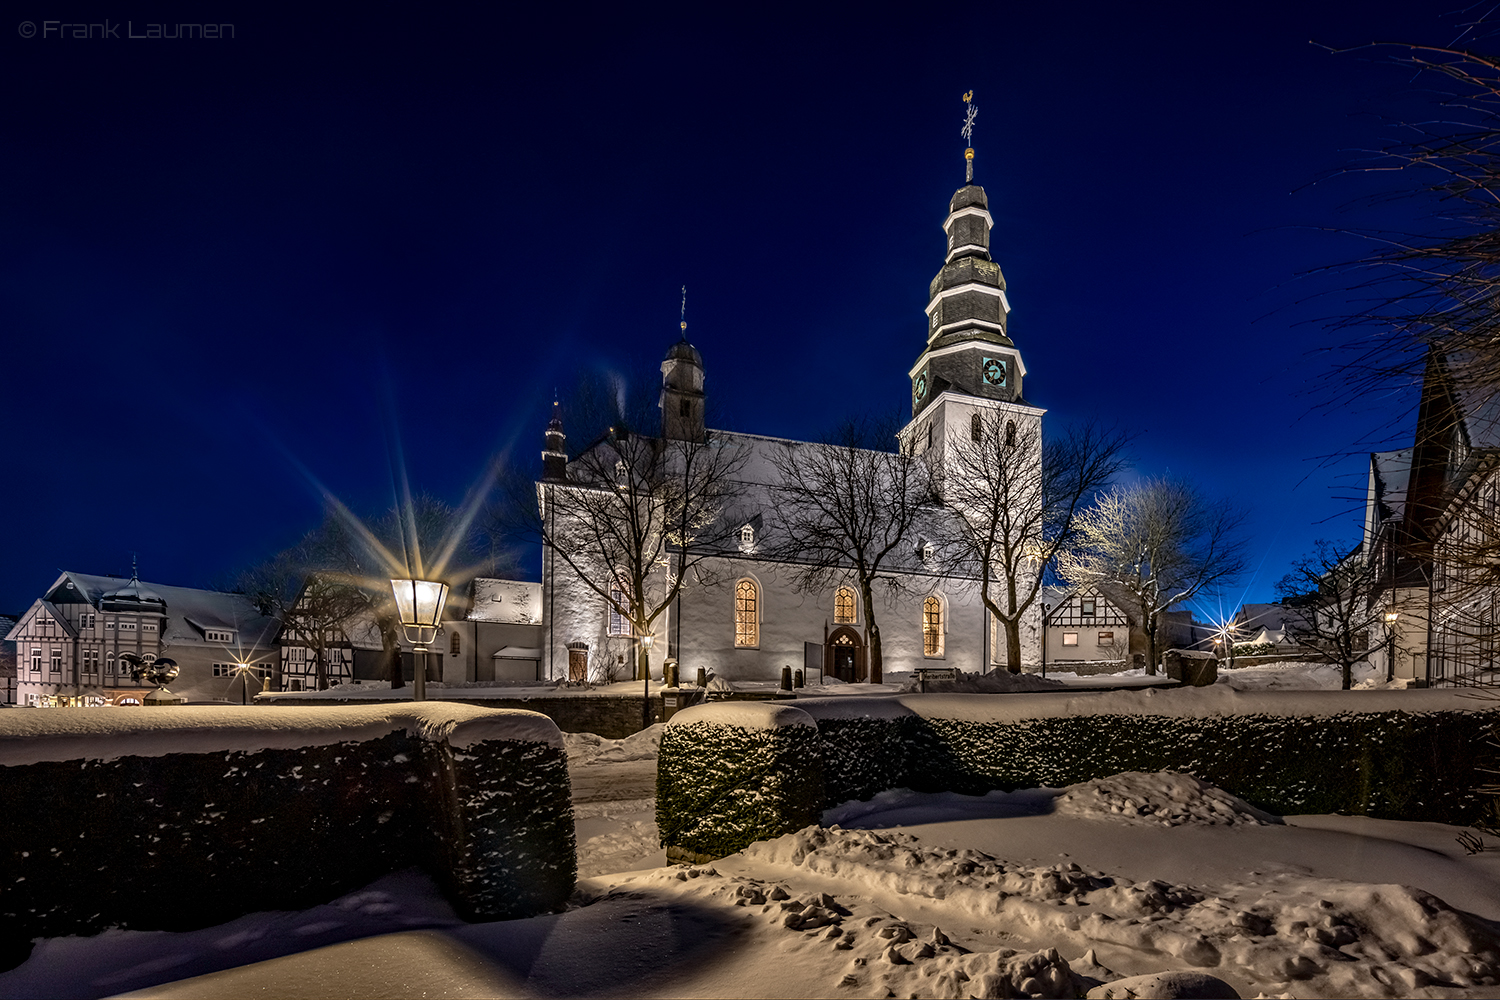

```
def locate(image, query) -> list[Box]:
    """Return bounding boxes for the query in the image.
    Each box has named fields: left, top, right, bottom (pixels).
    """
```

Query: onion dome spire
left=542, top=399, right=568, bottom=481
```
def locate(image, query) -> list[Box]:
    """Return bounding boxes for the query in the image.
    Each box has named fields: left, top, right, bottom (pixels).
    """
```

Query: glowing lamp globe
left=390, top=578, right=450, bottom=651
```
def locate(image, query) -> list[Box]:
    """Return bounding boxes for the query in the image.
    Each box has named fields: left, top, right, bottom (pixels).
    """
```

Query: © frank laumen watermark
left=17, top=20, right=235, bottom=40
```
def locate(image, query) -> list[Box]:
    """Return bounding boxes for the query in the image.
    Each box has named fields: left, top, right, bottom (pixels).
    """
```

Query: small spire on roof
left=680, top=285, right=688, bottom=338
left=961, top=91, right=977, bottom=184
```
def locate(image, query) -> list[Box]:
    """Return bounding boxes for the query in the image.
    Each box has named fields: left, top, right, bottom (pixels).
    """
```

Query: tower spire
left=680, top=284, right=688, bottom=337
left=961, top=91, right=977, bottom=184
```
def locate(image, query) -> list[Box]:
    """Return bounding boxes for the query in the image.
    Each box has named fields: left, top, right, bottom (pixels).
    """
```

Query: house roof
left=37, top=571, right=281, bottom=650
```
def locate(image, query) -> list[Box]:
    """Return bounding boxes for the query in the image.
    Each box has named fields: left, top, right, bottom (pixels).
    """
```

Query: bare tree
left=508, top=426, right=749, bottom=681
left=943, top=415, right=1130, bottom=672
left=239, top=520, right=372, bottom=691
left=1274, top=538, right=1383, bottom=690
left=768, top=419, right=938, bottom=684
left=1059, top=477, right=1246, bottom=674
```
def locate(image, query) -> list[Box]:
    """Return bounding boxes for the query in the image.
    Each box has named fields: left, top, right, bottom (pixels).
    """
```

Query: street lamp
left=390, top=577, right=450, bottom=702
left=1385, top=610, right=1400, bottom=683
left=640, top=633, right=655, bottom=730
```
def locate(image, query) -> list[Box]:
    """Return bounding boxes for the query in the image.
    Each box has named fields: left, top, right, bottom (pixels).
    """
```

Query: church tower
left=901, top=98, right=1043, bottom=478
left=660, top=289, right=706, bottom=442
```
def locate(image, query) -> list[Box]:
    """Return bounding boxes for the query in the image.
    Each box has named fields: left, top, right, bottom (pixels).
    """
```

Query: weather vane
left=680, top=285, right=688, bottom=335
left=961, top=91, right=977, bottom=183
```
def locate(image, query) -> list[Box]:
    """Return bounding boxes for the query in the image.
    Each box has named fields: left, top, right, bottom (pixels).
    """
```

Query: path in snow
left=565, top=725, right=665, bottom=877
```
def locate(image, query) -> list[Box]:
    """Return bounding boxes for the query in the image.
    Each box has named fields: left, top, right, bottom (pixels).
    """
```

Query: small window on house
left=922, top=542, right=935, bottom=563
left=735, top=579, right=759, bottom=647
left=106, top=653, right=115, bottom=674
left=50, top=649, right=62, bottom=673
left=608, top=586, right=631, bottom=637
left=1080, top=599, right=1095, bottom=617
left=106, top=619, right=116, bottom=629
left=30, top=648, right=41, bottom=673
left=1005, top=421, right=1017, bottom=447
left=971, top=413, right=982, bottom=441
left=923, top=595, right=944, bottom=656
left=1062, top=632, right=1079, bottom=647
left=1097, top=631, right=1114, bottom=643
left=450, top=630, right=461, bottom=655
left=834, top=586, right=856, bottom=624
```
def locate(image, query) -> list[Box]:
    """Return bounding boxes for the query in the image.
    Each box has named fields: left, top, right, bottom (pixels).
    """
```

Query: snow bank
left=743, top=825, right=1500, bottom=997
left=564, top=722, right=662, bottom=766
left=0, top=703, right=561, bottom=767
left=1053, top=771, right=1281, bottom=827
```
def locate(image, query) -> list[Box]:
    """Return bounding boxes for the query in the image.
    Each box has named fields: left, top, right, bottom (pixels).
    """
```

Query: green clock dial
left=982, top=357, right=1007, bottom=387
left=914, top=372, right=928, bottom=400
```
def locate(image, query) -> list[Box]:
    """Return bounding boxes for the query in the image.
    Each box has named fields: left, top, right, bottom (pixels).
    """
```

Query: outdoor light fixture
left=391, top=577, right=450, bottom=702
left=1385, top=610, right=1400, bottom=683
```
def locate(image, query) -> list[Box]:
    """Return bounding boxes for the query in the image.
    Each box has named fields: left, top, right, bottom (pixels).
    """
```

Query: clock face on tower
left=914, top=372, right=928, bottom=401
left=982, top=357, right=1007, bottom=387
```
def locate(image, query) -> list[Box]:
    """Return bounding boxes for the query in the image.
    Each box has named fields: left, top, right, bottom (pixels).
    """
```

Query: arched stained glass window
left=735, top=579, right=759, bottom=647
left=923, top=595, right=944, bottom=656
left=834, top=586, right=856, bottom=624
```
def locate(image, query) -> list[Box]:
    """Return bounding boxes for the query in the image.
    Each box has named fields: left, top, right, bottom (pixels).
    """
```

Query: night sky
left=0, top=2, right=1459, bottom=618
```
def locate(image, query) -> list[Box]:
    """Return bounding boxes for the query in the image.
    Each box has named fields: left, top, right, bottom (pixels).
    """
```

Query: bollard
left=696, top=666, right=707, bottom=688
left=794, top=668, right=804, bottom=688
left=780, top=665, right=793, bottom=691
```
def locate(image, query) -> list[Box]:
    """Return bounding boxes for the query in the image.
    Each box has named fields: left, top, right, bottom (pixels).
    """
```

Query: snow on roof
left=1370, top=448, right=1413, bottom=523
left=493, top=646, right=542, bottom=659
left=0, top=703, right=561, bottom=768
left=666, top=701, right=817, bottom=731
left=51, top=571, right=281, bottom=649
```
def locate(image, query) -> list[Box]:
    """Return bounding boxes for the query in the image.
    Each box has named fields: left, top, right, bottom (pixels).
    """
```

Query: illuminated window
left=608, top=586, right=631, bottom=637
left=450, top=630, right=461, bottom=655
left=971, top=413, right=982, bottom=442
left=735, top=579, right=759, bottom=648
left=923, top=596, right=944, bottom=656
left=1062, top=632, right=1079, bottom=647
left=834, top=586, right=856, bottom=624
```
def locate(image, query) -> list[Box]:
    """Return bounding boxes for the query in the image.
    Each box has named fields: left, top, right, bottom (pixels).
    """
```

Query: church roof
left=664, top=338, right=703, bottom=366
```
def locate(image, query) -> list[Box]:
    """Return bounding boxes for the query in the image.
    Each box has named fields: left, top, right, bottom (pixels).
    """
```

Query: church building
left=538, top=148, right=1045, bottom=684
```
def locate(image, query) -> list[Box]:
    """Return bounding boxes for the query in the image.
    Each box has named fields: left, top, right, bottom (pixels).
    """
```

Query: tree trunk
left=860, top=580, right=882, bottom=684
left=637, top=642, right=650, bottom=682
left=315, top=647, right=328, bottom=690
left=1144, top=618, right=1159, bottom=676
left=1341, top=661, right=1352, bottom=690
left=1004, top=617, right=1023, bottom=674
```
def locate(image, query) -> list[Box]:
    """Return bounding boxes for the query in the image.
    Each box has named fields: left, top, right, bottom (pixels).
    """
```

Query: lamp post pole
left=1040, top=603, right=1051, bottom=679
left=1385, top=610, right=1399, bottom=683
left=641, top=633, right=654, bottom=731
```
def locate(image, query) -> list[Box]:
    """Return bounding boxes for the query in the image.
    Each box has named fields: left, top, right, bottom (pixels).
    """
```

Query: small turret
left=542, top=402, right=568, bottom=481
left=660, top=287, right=706, bottom=442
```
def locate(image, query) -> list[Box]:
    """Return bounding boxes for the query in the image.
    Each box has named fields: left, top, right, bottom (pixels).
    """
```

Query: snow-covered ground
left=5, top=683, right=1498, bottom=998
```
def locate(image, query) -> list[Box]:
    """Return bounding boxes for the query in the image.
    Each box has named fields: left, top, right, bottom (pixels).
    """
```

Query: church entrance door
left=827, top=627, right=864, bottom=683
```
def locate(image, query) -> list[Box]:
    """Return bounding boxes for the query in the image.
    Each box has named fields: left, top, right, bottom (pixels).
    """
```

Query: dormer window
left=922, top=542, right=935, bottom=564
left=739, top=524, right=755, bottom=550
left=205, top=629, right=234, bottom=643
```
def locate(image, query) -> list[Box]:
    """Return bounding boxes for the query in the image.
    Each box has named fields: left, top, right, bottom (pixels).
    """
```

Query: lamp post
left=390, top=577, right=450, bottom=702
left=640, top=633, right=654, bottom=731
left=1385, top=610, right=1400, bottom=683
left=1040, top=603, right=1052, bottom=679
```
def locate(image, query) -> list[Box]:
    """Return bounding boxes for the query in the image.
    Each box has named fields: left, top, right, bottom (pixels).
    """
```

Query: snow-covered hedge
left=659, top=690, right=1500, bottom=859
left=656, top=703, right=824, bottom=863
left=0, top=705, right=575, bottom=970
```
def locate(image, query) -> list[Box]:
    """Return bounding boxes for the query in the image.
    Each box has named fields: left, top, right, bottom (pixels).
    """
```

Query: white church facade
left=537, top=174, right=1045, bottom=684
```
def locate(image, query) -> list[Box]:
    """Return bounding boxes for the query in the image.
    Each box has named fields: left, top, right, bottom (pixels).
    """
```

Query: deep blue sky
left=0, top=1, right=1460, bottom=616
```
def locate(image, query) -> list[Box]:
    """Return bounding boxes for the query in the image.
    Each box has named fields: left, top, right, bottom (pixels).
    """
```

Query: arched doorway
left=826, top=626, right=866, bottom=683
